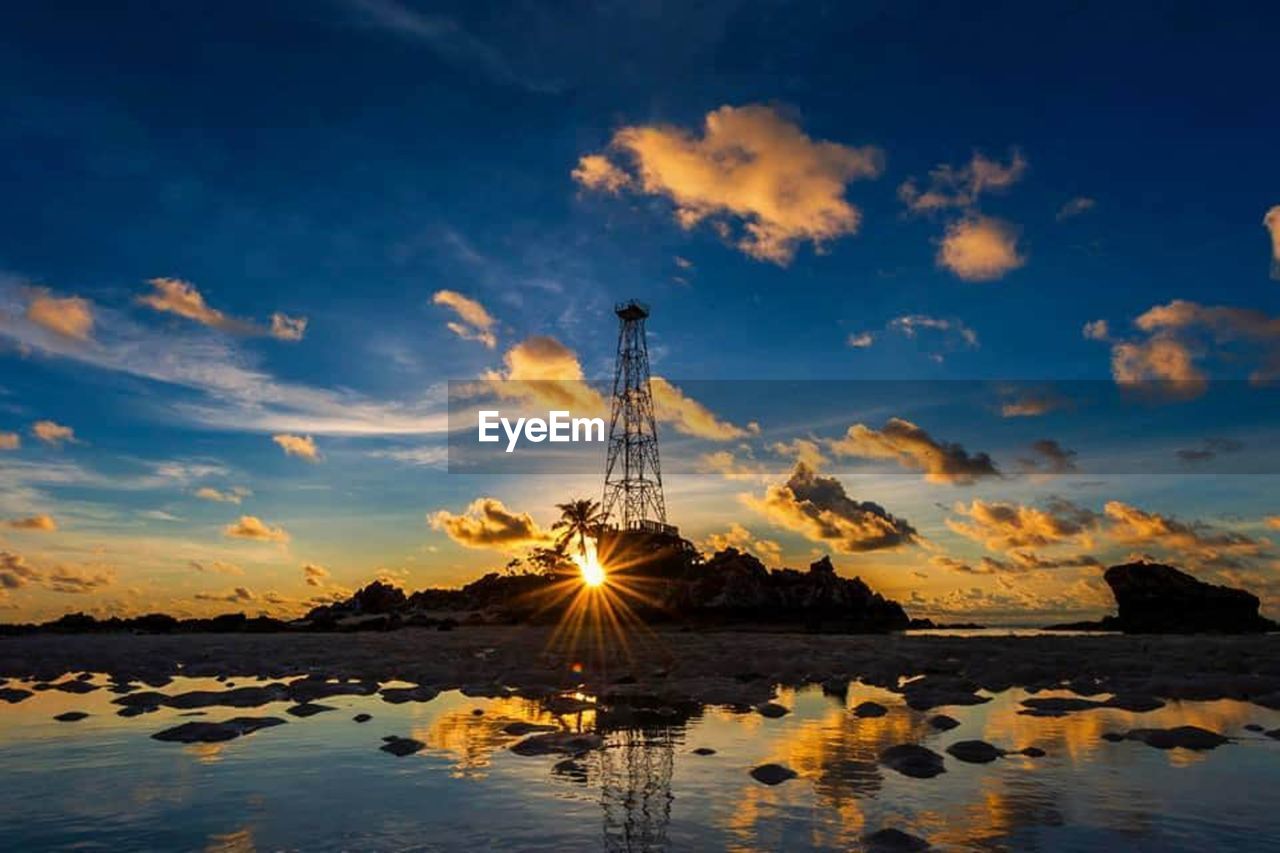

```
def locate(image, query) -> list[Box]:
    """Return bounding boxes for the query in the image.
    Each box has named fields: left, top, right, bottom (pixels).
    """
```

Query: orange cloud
left=302, top=563, right=330, bottom=587
left=0, top=432, right=19, bottom=451
left=138, top=277, right=306, bottom=341
left=26, top=290, right=94, bottom=341
left=432, top=290, right=497, bottom=348
left=745, top=463, right=917, bottom=553
left=576, top=104, right=884, bottom=264
left=571, top=154, right=630, bottom=194
left=936, top=216, right=1025, bottom=281
left=4, top=514, right=57, bottom=532
left=829, top=418, right=999, bottom=484
left=651, top=377, right=751, bottom=440
left=429, top=497, right=550, bottom=551
left=195, top=486, right=251, bottom=504
left=223, top=515, right=290, bottom=543
left=31, top=420, right=75, bottom=446
left=947, top=499, right=1098, bottom=551
left=899, top=149, right=1027, bottom=214
left=272, top=433, right=319, bottom=461
left=1103, top=501, right=1267, bottom=562
left=702, top=523, right=783, bottom=566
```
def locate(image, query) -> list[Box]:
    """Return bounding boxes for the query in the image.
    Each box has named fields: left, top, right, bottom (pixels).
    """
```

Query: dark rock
left=691, top=747, right=716, bottom=755
left=755, top=701, right=790, bottom=718
left=928, top=714, right=960, bottom=731
left=502, top=721, right=560, bottom=736
left=1101, top=732, right=1126, bottom=743
left=380, top=736, right=425, bottom=757
left=946, top=740, right=1003, bottom=764
left=1244, top=724, right=1264, bottom=732
left=1121, top=726, right=1230, bottom=751
left=164, top=685, right=289, bottom=709
left=902, top=676, right=990, bottom=711
left=54, top=711, right=89, bottom=722
left=749, top=763, right=797, bottom=785
left=864, top=827, right=931, bottom=852
left=853, top=700, right=888, bottom=718
left=379, top=685, right=440, bottom=704
left=879, top=744, right=946, bottom=778
left=353, top=713, right=372, bottom=723
left=552, top=757, right=587, bottom=780
left=53, top=680, right=99, bottom=694
left=1018, top=746, right=1046, bottom=757
left=151, top=716, right=286, bottom=743
left=0, top=687, right=33, bottom=704
left=1265, top=729, right=1280, bottom=740
left=1102, top=561, right=1277, bottom=633
left=510, top=731, right=603, bottom=756
left=286, top=702, right=335, bottom=718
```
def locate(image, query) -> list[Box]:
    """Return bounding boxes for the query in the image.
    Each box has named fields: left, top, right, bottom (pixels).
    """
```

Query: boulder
left=151, top=716, right=286, bottom=743
left=1103, top=561, right=1276, bottom=633
left=945, top=740, right=1003, bottom=764
left=380, top=736, right=425, bottom=756
left=54, top=711, right=89, bottom=722
left=853, top=701, right=888, bottom=718
left=864, top=828, right=931, bottom=852
left=749, top=763, right=798, bottom=785
left=879, top=744, right=946, bottom=778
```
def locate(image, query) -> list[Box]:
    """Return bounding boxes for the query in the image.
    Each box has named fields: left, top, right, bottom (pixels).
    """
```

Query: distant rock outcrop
left=1104, top=561, right=1276, bottom=634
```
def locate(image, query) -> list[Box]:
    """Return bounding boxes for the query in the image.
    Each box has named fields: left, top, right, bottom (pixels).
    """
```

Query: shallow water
left=1, top=674, right=1278, bottom=851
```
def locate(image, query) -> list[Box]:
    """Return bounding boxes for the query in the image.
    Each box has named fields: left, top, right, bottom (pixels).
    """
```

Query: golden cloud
left=429, top=497, right=550, bottom=551
left=26, top=290, right=94, bottom=341
left=651, top=377, right=751, bottom=440
left=576, top=104, right=884, bottom=264
left=828, top=417, right=999, bottom=485
left=702, top=522, right=783, bottom=566
left=195, top=486, right=251, bottom=504
left=31, top=420, right=75, bottom=446
left=899, top=149, right=1027, bottom=214
left=0, top=432, right=18, bottom=451
left=0, top=551, right=41, bottom=589
left=4, top=514, right=57, bottom=532
left=936, top=216, right=1025, bottom=281
left=138, top=277, right=306, bottom=341
left=44, top=564, right=115, bottom=594
left=571, top=153, right=631, bottom=194
left=432, top=290, right=497, bottom=349
left=302, top=563, right=330, bottom=587
left=946, top=499, right=1098, bottom=551
left=272, top=433, right=319, bottom=461
left=189, top=559, right=244, bottom=576
left=745, top=462, right=917, bottom=554
left=1103, top=501, right=1267, bottom=562
left=223, top=515, right=291, bottom=543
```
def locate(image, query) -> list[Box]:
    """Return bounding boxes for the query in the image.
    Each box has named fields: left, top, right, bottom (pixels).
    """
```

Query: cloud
left=1099, top=300, right=1280, bottom=396
left=1265, top=205, right=1280, bottom=279
left=576, top=104, right=884, bottom=264
left=1082, top=319, right=1110, bottom=341
left=195, top=486, right=252, bottom=504
left=365, top=446, right=448, bottom=467
left=899, top=150, right=1027, bottom=214
left=998, top=388, right=1068, bottom=418
left=930, top=552, right=1100, bottom=575
left=651, top=377, right=751, bottom=440
left=1017, top=439, right=1078, bottom=476
left=828, top=418, right=999, bottom=485
left=702, top=523, right=783, bottom=566
left=947, top=499, right=1099, bottom=551
left=223, top=515, right=290, bottom=543
left=138, top=278, right=307, bottom=342
left=270, top=313, right=308, bottom=342
left=882, top=314, right=979, bottom=360
left=936, top=216, right=1025, bottom=281
left=1056, top=197, right=1096, bottom=221
left=1176, top=437, right=1244, bottom=463
left=1, top=280, right=444, bottom=437
left=745, top=462, right=917, bottom=553
left=272, top=434, right=319, bottom=461
left=31, top=420, right=76, bottom=446
left=770, top=438, right=829, bottom=471
left=432, top=290, right=497, bottom=348
left=571, top=154, right=631, bottom=194
left=847, top=332, right=875, bottom=348
left=26, top=290, right=94, bottom=341
left=45, top=565, right=114, bottom=594
left=1103, top=500, right=1267, bottom=563
left=697, top=449, right=769, bottom=482
left=189, top=559, right=244, bottom=576
left=0, top=433, right=18, bottom=451
left=1267, top=516, right=1280, bottom=531
left=4, top=514, right=57, bottom=532
left=429, top=497, right=550, bottom=550
left=302, top=563, right=330, bottom=587
left=195, top=586, right=255, bottom=603
left=0, top=551, right=40, bottom=589
left=483, top=335, right=607, bottom=415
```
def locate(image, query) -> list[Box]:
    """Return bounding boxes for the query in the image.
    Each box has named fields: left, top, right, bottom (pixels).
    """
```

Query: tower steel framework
left=601, top=300, right=667, bottom=529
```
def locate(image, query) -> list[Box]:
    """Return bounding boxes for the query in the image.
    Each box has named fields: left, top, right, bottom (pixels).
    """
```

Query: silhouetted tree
left=554, top=498, right=604, bottom=559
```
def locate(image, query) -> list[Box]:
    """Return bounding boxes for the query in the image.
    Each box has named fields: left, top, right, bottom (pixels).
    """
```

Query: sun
left=577, top=552, right=607, bottom=588
left=572, top=538, right=608, bottom=588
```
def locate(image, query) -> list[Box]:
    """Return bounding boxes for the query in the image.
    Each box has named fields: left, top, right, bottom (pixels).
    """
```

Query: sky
left=1, top=0, right=1278, bottom=624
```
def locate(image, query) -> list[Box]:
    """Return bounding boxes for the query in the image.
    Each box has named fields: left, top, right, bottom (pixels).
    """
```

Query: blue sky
left=1, top=0, right=1278, bottom=623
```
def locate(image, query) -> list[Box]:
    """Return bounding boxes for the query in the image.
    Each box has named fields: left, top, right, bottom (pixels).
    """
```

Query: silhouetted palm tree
left=554, top=498, right=603, bottom=559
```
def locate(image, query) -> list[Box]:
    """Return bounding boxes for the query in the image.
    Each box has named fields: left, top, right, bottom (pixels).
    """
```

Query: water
left=2, top=675, right=1278, bottom=851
